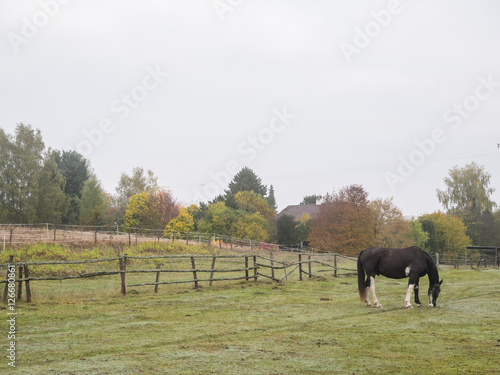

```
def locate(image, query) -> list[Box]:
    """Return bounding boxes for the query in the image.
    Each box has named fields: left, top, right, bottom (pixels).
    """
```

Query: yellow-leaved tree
left=124, top=192, right=150, bottom=229
left=234, top=212, right=269, bottom=242
left=164, top=206, right=196, bottom=236
left=234, top=191, right=275, bottom=220
left=124, top=189, right=179, bottom=230
left=418, top=212, right=470, bottom=255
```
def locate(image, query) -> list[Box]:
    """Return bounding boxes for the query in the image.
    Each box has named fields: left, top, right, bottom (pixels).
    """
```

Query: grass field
left=1, top=263, right=499, bottom=374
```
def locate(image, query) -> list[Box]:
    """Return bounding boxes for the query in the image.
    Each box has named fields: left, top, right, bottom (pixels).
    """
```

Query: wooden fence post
left=334, top=255, right=337, bottom=277
left=2, top=255, right=14, bottom=302
left=299, top=254, right=303, bottom=281
left=119, top=256, right=127, bottom=296
left=209, top=256, right=216, bottom=286
left=94, top=231, right=98, bottom=245
left=191, top=256, right=199, bottom=289
left=24, top=265, right=31, bottom=303
left=270, top=252, right=275, bottom=280
left=53, top=228, right=57, bottom=242
left=308, top=255, right=312, bottom=278
left=17, top=266, right=23, bottom=300
left=253, top=255, right=257, bottom=282
left=154, top=264, right=161, bottom=293
left=245, top=257, right=249, bottom=281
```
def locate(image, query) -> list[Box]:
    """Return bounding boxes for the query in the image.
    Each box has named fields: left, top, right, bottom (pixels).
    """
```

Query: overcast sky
left=1, top=0, right=499, bottom=217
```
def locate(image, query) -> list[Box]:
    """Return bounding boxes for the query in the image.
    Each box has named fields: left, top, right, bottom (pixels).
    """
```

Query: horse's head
left=428, top=279, right=443, bottom=307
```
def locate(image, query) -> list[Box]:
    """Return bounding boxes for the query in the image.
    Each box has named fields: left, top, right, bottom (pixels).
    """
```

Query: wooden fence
left=0, top=252, right=357, bottom=303
left=0, top=224, right=323, bottom=253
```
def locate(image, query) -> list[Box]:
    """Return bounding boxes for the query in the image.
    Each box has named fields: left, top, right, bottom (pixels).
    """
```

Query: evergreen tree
left=301, top=194, right=322, bottom=205
left=224, top=167, right=267, bottom=208
left=54, top=150, right=90, bottom=224
left=266, top=185, right=277, bottom=211
left=276, top=214, right=300, bottom=246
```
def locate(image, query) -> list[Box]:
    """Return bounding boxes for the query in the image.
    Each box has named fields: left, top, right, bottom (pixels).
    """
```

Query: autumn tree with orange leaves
left=124, top=188, right=180, bottom=230
left=308, top=185, right=374, bottom=255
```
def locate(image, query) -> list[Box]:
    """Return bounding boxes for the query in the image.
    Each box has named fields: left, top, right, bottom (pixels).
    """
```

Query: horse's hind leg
left=369, top=276, right=383, bottom=308
left=364, top=276, right=372, bottom=306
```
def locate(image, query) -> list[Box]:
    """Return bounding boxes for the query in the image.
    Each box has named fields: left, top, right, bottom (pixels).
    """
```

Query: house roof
left=277, top=204, right=321, bottom=220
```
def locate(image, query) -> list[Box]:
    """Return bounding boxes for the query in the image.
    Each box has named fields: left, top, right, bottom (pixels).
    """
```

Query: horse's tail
left=357, top=251, right=366, bottom=302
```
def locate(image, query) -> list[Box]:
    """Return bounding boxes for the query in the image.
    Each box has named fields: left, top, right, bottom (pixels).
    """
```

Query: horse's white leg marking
left=405, top=284, right=415, bottom=309
left=405, top=266, right=411, bottom=277
left=370, top=276, right=383, bottom=308
left=429, top=294, right=434, bottom=307
left=364, top=288, right=371, bottom=306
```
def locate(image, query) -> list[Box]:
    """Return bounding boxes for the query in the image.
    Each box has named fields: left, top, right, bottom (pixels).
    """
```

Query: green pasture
left=1, top=260, right=499, bottom=374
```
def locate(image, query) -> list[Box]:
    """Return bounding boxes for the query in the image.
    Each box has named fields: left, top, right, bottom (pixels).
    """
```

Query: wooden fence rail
left=0, top=253, right=356, bottom=303
left=0, top=224, right=335, bottom=254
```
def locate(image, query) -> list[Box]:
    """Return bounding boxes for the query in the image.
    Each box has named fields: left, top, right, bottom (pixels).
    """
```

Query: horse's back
left=358, top=246, right=428, bottom=279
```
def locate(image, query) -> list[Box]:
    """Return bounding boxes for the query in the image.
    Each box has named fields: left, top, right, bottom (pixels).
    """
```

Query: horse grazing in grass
left=357, top=247, right=443, bottom=309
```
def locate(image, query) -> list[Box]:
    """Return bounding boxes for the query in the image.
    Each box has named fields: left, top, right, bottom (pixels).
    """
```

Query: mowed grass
left=2, top=267, right=499, bottom=374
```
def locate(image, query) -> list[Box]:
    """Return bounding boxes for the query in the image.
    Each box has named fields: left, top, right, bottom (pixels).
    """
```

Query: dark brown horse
left=357, top=247, right=443, bottom=309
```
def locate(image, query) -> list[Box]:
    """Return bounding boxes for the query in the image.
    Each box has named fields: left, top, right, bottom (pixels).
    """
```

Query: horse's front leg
left=405, top=276, right=420, bottom=309
left=414, top=279, right=423, bottom=307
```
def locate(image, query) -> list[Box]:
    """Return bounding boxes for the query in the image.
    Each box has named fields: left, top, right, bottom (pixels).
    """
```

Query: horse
left=357, top=246, right=443, bottom=309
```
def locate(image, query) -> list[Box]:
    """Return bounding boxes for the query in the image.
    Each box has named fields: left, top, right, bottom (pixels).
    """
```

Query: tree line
left=1, top=124, right=499, bottom=256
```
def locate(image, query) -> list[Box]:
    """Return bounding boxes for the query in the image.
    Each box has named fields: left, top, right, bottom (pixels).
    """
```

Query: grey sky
left=1, top=0, right=499, bottom=217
